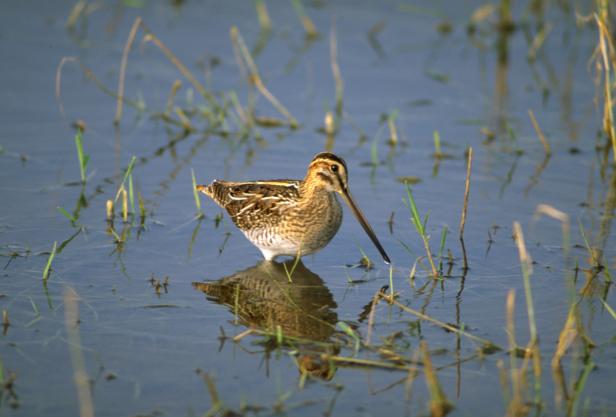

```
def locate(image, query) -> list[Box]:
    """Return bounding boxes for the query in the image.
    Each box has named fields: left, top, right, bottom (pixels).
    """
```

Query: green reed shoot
left=57, top=206, right=77, bottom=223
left=255, top=0, right=272, bottom=31
left=42, top=241, right=58, bottom=282
left=433, top=130, right=442, bottom=158
left=283, top=251, right=302, bottom=283
left=337, top=321, right=360, bottom=354
left=601, top=300, right=616, bottom=321
left=128, top=172, right=135, bottom=220
left=191, top=168, right=204, bottom=219
left=404, top=184, right=438, bottom=277
left=370, top=135, right=379, bottom=166
left=74, top=130, right=89, bottom=183
left=291, top=0, right=318, bottom=39
left=358, top=246, right=373, bottom=269
left=437, top=226, right=448, bottom=273
left=115, top=156, right=137, bottom=201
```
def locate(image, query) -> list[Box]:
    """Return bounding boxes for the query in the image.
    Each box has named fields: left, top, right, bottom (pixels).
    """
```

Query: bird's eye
left=330, top=164, right=338, bottom=172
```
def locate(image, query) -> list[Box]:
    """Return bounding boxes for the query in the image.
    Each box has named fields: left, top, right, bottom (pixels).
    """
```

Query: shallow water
left=1, top=1, right=615, bottom=416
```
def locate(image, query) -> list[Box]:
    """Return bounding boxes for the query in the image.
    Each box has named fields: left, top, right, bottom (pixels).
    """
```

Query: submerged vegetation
left=1, top=0, right=616, bottom=416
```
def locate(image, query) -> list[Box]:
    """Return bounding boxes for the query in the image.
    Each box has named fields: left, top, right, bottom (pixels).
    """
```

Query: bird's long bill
left=340, top=188, right=391, bottom=264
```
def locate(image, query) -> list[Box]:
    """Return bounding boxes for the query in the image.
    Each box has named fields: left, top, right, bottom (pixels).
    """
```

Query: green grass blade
left=74, top=130, right=88, bottom=183
left=42, top=241, right=58, bottom=282
left=115, top=156, right=137, bottom=202
left=337, top=321, right=361, bottom=353
left=438, top=225, right=448, bottom=270
left=57, top=206, right=76, bottom=223
left=128, top=173, right=135, bottom=219
left=601, top=299, right=616, bottom=321
left=433, top=130, right=442, bottom=155
left=405, top=184, right=424, bottom=235
left=191, top=168, right=202, bottom=216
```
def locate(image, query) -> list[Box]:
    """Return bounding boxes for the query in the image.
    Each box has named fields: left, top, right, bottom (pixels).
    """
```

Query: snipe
left=196, top=152, right=390, bottom=263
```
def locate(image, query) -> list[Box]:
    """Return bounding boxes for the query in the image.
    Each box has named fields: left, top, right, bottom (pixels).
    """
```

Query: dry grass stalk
left=534, top=204, right=570, bottom=256
left=459, top=147, right=473, bottom=271
left=389, top=297, right=498, bottom=348
left=404, top=348, right=422, bottom=404
left=121, top=187, right=128, bottom=222
left=291, top=0, right=319, bottom=38
left=324, top=111, right=335, bottom=152
left=106, top=199, right=114, bottom=221
left=64, top=287, right=94, bottom=417
left=321, top=354, right=418, bottom=372
left=230, top=26, right=298, bottom=127
left=365, top=291, right=381, bottom=345
left=595, top=13, right=616, bottom=161
left=330, top=23, right=344, bottom=115
left=504, top=289, right=530, bottom=417
left=421, top=341, right=453, bottom=417
left=512, top=222, right=537, bottom=344
left=142, top=30, right=217, bottom=108
left=528, top=110, right=551, bottom=156
left=55, top=56, right=78, bottom=118
left=114, top=17, right=143, bottom=125
left=174, top=106, right=194, bottom=131
left=551, top=307, right=578, bottom=368
left=56, top=56, right=142, bottom=117
left=165, top=80, right=183, bottom=116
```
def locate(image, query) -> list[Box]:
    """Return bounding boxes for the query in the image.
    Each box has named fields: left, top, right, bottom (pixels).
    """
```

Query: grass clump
left=404, top=184, right=438, bottom=278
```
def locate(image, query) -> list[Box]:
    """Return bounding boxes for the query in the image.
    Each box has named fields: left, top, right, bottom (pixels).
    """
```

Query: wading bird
left=196, top=152, right=390, bottom=263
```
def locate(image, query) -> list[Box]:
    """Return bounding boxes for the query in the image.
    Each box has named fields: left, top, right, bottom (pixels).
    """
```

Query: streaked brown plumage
left=196, top=152, right=390, bottom=263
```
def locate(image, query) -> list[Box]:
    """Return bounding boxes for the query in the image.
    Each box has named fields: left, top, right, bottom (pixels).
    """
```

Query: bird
left=196, top=152, right=390, bottom=263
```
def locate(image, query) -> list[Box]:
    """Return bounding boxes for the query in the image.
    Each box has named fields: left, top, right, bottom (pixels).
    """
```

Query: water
left=1, top=1, right=615, bottom=416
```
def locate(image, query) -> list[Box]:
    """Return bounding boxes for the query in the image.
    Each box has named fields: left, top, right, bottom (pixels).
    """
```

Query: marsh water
left=1, top=1, right=615, bottom=416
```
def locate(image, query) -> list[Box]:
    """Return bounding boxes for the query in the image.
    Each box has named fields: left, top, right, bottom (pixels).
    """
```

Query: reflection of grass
left=421, top=341, right=453, bottom=417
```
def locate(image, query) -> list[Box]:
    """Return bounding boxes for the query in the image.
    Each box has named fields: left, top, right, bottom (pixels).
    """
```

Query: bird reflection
left=193, top=260, right=339, bottom=378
